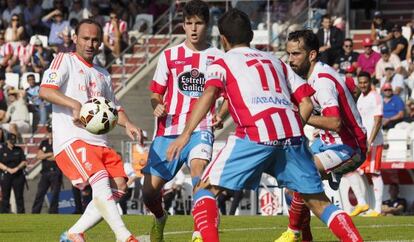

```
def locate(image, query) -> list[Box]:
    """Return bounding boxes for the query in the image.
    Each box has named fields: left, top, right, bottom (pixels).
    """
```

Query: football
left=79, top=97, right=118, bottom=135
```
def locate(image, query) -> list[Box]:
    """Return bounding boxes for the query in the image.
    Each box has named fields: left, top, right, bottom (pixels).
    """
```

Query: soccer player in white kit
left=167, top=9, right=363, bottom=242
left=141, top=1, right=224, bottom=242
left=39, top=19, right=142, bottom=242
left=347, top=71, right=384, bottom=217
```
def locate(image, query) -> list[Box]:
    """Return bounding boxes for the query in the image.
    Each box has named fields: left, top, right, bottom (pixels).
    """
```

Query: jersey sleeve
left=282, top=61, right=315, bottom=105
left=204, top=58, right=226, bottom=91
left=40, top=53, right=69, bottom=89
left=149, top=51, right=169, bottom=95
left=314, top=78, right=340, bottom=117
left=373, top=92, right=383, bottom=116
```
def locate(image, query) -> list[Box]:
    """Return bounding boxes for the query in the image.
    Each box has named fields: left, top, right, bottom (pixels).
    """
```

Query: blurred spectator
left=2, top=0, right=22, bottom=27
left=163, top=168, right=185, bottom=214
left=68, top=0, right=89, bottom=22
left=380, top=67, right=406, bottom=100
left=333, top=38, right=359, bottom=74
left=1, top=89, right=30, bottom=138
left=357, top=38, right=381, bottom=78
left=234, top=1, right=264, bottom=29
left=0, top=71, right=7, bottom=122
left=119, top=160, right=138, bottom=215
left=88, top=3, right=106, bottom=28
left=8, top=33, right=33, bottom=73
left=371, top=11, right=393, bottom=47
left=31, top=124, right=62, bottom=214
left=375, top=45, right=402, bottom=81
left=23, top=0, right=43, bottom=36
left=30, top=39, right=53, bottom=74
left=316, top=14, right=344, bottom=65
left=49, top=0, right=69, bottom=19
left=56, top=30, right=75, bottom=53
left=382, top=183, right=407, bottom=216
left=217, top=189, right=244, bottom=215
left=103, top=10, right=128, bottom=58
left=403, top=99, right=414, bottom=122
left=390, top=25, right=408, bottom=61
left=25, top=73, right=50, bottom=129
left=4, top=14, right=24, bottom=45
left=0, top=31, right=14, bottom=70
left=0, top=133, right=27, bottom=213
left=382, top=82, right=404, bottom=130
left=41, top=9, right=69, bottom=47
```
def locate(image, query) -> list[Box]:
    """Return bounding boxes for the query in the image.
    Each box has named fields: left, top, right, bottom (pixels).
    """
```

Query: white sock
left=346, top=172, right=367, bottom=205
left=68, top=189, right=125, bottom=234
left=371, top=174, right=384, bottom=213
left=89, top=170, right=131, bottom=241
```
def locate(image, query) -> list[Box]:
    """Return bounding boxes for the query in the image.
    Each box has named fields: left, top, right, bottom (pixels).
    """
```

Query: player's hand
left=212, top=114, right=224, bottom=130
left=153, top=103, right=167, bottom=118
left=72, top=101, right=83, bottom=128
left=125, top=121, right=143, bottom=143
left=166, top=134, right=190, bottom=162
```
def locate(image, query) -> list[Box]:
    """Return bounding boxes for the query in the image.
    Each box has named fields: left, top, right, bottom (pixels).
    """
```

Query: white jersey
left=150, top=42, right=223, bottom=137
left=357, top=89, right=384, bottom=146
left=40, top=52, right=122, bottom=154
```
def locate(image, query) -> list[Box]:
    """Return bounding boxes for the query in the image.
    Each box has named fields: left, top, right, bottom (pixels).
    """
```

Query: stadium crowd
left=0, top=0, right=413, bottom=221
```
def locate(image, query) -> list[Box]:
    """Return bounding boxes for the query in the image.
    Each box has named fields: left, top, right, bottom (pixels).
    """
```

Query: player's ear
left=73, top=34, right=78, bottom=44
left=220, top=35, right=230, bottom=52
left=308, top=50, right=318, bottom=62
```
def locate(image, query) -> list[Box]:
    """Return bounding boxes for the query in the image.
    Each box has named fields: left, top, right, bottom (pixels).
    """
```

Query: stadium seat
left=385, top=128, right=409, bottom=161
left=29, top=34, right=48, bottom=47
left=5, top=72, right=20, bottom=89
left=133, top=14, right=154, bottom=34
left=20, top=72, right=40, bottom=89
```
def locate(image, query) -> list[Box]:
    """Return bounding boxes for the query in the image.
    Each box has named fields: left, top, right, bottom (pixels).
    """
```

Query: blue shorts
left=202, top=135, right=324, bottom=194
left=142, top=130, right=213, bottom=182
left=311, top=139, right=365, bottom=174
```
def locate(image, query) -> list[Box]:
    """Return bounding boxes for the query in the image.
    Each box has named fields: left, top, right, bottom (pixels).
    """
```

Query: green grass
left=0, top=214, right=413, bottom=241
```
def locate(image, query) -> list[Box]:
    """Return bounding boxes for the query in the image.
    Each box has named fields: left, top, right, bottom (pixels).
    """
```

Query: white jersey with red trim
left=204, top=47, right=315, bottom=142
left=150, top=42, right=223, bottom=137
left=308, top=62, right=367, bottom=153
left=357, top=89, right=384, bottom=146
left=40, top=52, right=123, bottom=154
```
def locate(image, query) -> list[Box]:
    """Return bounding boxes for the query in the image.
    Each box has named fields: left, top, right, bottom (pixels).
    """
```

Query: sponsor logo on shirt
left=178, top=69, right=206, bottom=97
left=251, top=96, right=290, bottom=106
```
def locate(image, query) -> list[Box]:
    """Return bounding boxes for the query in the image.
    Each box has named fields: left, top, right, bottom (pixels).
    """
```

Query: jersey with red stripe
left=103, top=21, right=127, bottom=46
left=40, top=52, right=123, bottom=154
left=14, top=43, right=33, bottom=65
left=0, top=42, right=13, bottom=57
left=357, top=89, right=384, bottom=146
left=309, top=62, right=367, bottom=153
left=150, top=42, right=223, bottom=136
left=204, top=47, right=315, bottom=142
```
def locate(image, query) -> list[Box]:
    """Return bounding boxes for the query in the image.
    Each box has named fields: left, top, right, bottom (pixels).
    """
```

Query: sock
left=287, top=192, right=305, bottom=232
left=371, top=174, right=384, bottom=213
left=192, top=176, right=201, bottom=233
left=69, top=189, right=126, bottom=234
left=192, top=189, right=219, bottom=242
left=346, top=172, right=367, bottom=205
left=145, top=193, right=165, bottom=219
left=321, top=205, right=363, bottom=242
left=89, top=170, right=131, bottom=242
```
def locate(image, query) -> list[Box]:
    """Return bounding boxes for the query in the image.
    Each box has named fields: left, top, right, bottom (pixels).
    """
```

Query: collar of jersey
left=74, top=52, right=93, bottom=68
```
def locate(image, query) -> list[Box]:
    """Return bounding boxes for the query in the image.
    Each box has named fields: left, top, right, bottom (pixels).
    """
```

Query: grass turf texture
left=0, top=215, right=413, bottom=241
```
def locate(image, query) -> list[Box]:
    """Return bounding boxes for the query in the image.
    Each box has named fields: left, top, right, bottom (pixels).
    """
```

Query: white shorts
left=2, top=121, right=30, bottom=134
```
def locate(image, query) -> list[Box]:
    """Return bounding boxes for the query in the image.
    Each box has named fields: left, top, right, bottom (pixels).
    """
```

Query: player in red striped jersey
left=167, top=9, right=362, bottom=242
left=276, top=30, right=367, bottom=242
left=141, top=1, right=224, bottom=241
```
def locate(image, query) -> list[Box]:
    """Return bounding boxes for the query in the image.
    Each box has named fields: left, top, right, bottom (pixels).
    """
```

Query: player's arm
left=151, top=93, right=167, bottom=118
left=117, top=110, right=143, bottom=143
left=298, top=96, right=313, bottom=125
left=213, top=99, right=228, bottom=129
left=166, top=86, right=219, bottom=161
left=368, top=115, right=382, bottom=146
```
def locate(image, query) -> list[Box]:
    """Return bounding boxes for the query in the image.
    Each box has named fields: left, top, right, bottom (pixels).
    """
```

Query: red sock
left=288, top=192, right=306, bottom=231
left=301, top=206, right=313, bottom=242
left=328, top=211, right=363, bottom=242
left=145, top=194, right=165, bottom=218
left=192, top=191, right=219, bottom=242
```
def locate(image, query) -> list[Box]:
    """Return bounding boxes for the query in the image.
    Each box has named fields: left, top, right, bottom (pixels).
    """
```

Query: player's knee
left=190, top=159, right=208, bottom=177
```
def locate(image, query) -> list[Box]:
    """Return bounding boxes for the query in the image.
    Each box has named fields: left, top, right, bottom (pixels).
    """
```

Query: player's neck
left=307, top=62, right=317, bottom=79
left=184, top=40, right=209, bottom=52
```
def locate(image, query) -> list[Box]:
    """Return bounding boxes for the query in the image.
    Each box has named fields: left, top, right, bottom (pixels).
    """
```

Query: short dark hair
left=288, top=30, right=320, bottom=55
left=322, top=14, right=331, bottom=21
left=27, top=74, right=35, bottom=80
left=218, top=8, right=253, bottom=46
left=344, top=38, right=353, bottom=44
left=183, top=0, right=209, bottom=24
left=75, top=19, right=103, bottom=39
left=358, top=71, right=371, bottom=80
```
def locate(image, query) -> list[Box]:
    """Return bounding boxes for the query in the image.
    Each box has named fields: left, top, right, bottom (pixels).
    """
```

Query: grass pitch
left=0, top=214, right=413, bottom=241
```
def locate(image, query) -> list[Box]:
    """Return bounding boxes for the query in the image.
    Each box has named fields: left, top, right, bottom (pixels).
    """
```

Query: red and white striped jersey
left=14, top=43, right=34, bottom=65
left=0, top=42, right=13, bottom=58
left=150, top=42, right=223, bottom=137
left=103, top=20, right=127, bottom=46
left=357, top=89, right=383, bottom=146
left=308, top=62, right=367, bottom=153
left=40, top=52, right=123, bottom=154
left=204, top=47, right=315, bottom=142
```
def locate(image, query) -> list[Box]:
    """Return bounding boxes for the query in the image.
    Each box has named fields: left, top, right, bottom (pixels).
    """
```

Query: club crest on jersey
left=178, top=68, right=205, bottom=97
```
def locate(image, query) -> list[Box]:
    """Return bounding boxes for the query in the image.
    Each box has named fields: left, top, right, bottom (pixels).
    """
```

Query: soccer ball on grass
left=79, top=97, right=118, bottom=135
